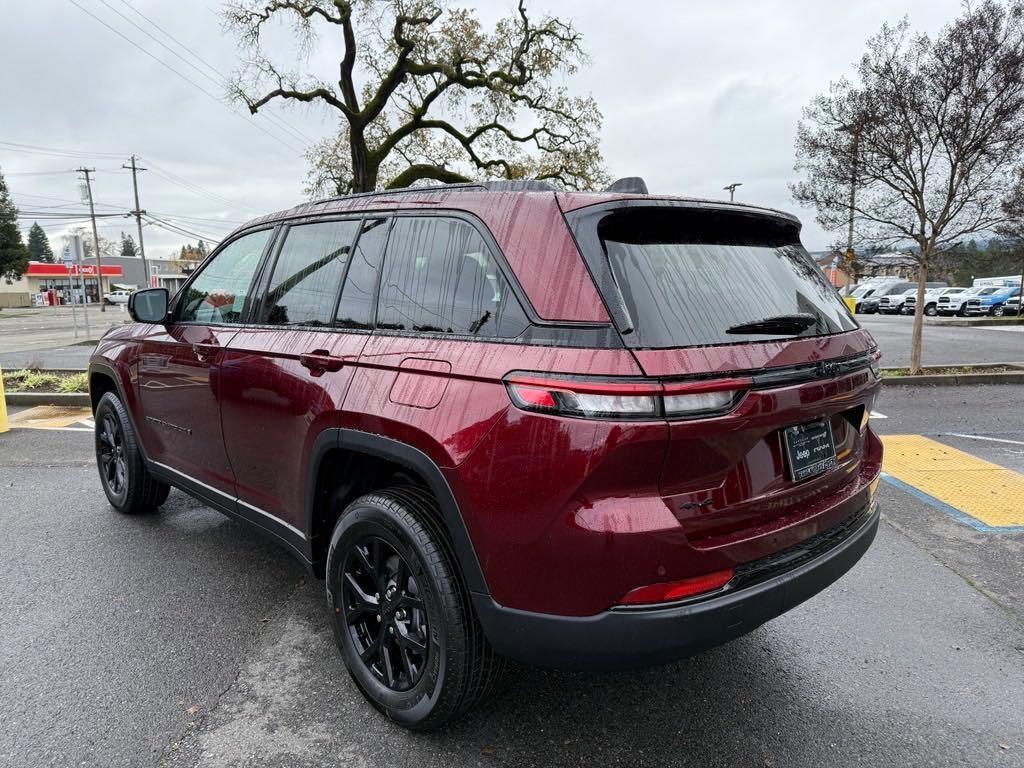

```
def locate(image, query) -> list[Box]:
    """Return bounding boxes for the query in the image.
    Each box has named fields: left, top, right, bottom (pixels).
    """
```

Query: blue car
left=963, top=286, right=1021, bottom=316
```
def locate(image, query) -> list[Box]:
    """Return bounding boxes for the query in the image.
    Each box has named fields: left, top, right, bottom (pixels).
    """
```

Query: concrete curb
left=4, top=391, right=90, bottom=407
left=881, top=363, right=1024, bottom=387
left=924, top=317, right=1024, bottom=327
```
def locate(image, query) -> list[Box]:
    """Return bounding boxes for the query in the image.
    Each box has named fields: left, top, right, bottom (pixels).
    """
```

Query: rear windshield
left=584, top=207, right=858, bottom=349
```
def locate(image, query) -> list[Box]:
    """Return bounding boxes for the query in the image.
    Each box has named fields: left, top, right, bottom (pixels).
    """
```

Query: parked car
left=1004, top=295, right=1021, bottom=316
left=902, top=286, right=967, bottom=316
left=858, top=280, right=916, bottom=314
left=877, top=288, right=917, bottom=315
left=964, top=286, right=1020, bottom=316
left=849, top=284, right=879, bottom=313
left=88, top=181, right=883, bottom=729
left=102, top=289, right=133, bottom=305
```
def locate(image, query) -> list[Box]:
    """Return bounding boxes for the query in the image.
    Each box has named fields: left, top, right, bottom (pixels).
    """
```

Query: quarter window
left=262, top=220, right=360, bottom=326
left=377, top=217, right=529, bottom=338
left=176, top=230, right=272, bottom=324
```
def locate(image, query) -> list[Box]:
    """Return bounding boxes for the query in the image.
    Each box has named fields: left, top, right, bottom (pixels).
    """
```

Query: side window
left=336, top=218, right=388, bottom=329
left=377, top=216, right=529, bottom=338
left=262, top=219, right=359, bottom=327
left=176, top=230, right=272, bottom=324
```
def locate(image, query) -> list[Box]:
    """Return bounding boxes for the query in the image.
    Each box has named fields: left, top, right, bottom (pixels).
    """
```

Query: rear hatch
left=562, top=200, right=879, bottom=546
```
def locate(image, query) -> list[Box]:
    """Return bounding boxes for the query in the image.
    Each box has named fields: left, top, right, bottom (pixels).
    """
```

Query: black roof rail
left=604, top=177, right=649, bottom=194
left=309, top=182, right=486, bottom=206
left=309, top=178, right=560, bottom=207
left=479, top=179, right=558, bottom=191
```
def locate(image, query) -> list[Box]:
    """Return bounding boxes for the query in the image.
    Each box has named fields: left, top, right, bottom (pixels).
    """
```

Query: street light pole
left=723, top=182, right=742, bottom=202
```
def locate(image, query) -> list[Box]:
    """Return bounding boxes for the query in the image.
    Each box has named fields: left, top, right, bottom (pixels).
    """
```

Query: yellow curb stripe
left=881, top=434, right=1024, bottom=528
left=8, top=405, right=94, bottom=430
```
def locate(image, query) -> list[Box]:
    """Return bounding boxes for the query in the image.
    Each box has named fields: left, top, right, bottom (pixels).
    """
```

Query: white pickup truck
left=102, top=289, right=132, bottom=305
left=903, top=286, right=968, bottom=316
left=936, top=287, right=983, bottom=316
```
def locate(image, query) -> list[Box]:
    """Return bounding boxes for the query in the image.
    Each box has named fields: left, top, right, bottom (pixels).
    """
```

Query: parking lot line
left=881, top=434, right=1024, bottom=531
left=8, top=405, right=93, bottom=431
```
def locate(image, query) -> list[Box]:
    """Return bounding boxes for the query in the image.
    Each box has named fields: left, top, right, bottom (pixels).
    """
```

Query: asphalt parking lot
left=2, top=385, right=1023, bottom=768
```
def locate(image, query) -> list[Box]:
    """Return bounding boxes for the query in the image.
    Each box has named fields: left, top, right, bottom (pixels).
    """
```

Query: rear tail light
left=504, top=373, right=749, bottom=421
left=618, top=568, right=734, bottom=606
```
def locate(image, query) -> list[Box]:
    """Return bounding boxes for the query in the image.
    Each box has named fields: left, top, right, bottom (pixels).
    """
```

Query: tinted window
left=336, top=218, right=388, bottom=329
left=262, top=219, right=359, bottom=326
left=585, top=207, right=858, bottom=349
left=177, top=230, right=272, bottom=324
left=377, top=216, right=529, bottom=338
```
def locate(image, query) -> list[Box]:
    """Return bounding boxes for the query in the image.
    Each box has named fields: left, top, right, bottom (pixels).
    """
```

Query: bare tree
left=792, top=1, right=1024, bottom=373
left=222, top=0, right=608, bottom=196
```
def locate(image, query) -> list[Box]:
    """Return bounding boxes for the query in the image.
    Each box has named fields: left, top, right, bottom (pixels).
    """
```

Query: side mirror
left=128, top=288, right=169, bottom=324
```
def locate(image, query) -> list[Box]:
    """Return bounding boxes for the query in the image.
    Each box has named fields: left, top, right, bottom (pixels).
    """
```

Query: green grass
left=882, top=365, right=1014, bottom=377
left=2, top=369, right=88, bottom=393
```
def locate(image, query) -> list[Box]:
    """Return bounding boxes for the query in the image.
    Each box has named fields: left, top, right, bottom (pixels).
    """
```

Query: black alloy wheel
left=98, top=412, right=127, bottom=500
left=93, top=391, right=170, bottom=515
left=326, top=487, right=506, bottom=729
left=341, top=536, right=429, bottom=692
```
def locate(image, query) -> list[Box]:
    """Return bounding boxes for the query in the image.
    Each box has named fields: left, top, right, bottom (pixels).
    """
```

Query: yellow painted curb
left=0, top=365, right=7, bottom=434
left=881, top=434, right=1024, bottom=528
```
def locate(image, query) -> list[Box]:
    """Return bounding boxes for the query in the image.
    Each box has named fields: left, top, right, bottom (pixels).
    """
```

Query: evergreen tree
left=27, top=222, right=54, bottom=263
left=0, top=169, right=30, bottom=282
left=120, top=232, right=138, bottom=257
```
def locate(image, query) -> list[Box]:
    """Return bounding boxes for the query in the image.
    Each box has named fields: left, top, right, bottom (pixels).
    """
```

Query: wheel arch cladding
left=306, top=428, right=489, bottom=595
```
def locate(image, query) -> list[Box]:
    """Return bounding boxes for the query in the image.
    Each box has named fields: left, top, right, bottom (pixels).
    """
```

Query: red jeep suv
left=89, top=181, right=883, bottom=729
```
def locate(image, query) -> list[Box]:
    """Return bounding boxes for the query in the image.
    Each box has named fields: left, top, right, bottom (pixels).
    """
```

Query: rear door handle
left=299, top=350, right=344, bottom=376
left=192, top=342, right=220, bottom=361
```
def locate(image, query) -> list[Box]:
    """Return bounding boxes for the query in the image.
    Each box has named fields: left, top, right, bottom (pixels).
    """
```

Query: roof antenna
left=604, top=177, right=648, bottom=194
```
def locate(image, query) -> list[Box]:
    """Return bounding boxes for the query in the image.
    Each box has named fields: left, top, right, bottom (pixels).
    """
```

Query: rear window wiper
left=726, top=313, right=818, bottom=335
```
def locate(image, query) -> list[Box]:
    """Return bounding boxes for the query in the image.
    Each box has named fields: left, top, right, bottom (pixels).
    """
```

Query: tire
left=992, top=304, right=1004, bottom=317
left=94, top=392, right=170, bottom=515
left=957, top=306, right=967, bottom=317
left=924, top=304, right=938, bottom=317
left=326, top=486, right=505, bottom=730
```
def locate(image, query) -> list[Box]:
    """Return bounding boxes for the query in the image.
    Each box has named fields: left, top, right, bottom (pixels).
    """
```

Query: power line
left=141, top=159, right=264, bottom=212
left=68, top=0, right=305, bottom=156
left=146, top=211, right=248, bottom=226
left=102, top=0, right=315, bottom=147
left=143, top=214, right=221, bottom=244
left=0, top=140, right=123, bottom=158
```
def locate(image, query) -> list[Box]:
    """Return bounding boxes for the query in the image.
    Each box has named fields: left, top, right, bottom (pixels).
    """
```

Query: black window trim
left=182, top=207, right=620, bottom=348
left=247, top=215, right=365, bottom=330
left=169, top=224, right=282, bottom=328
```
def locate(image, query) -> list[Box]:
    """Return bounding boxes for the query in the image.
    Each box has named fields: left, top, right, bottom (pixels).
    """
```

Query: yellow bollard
left=0, top=364, right=8, bottom=434
left=844, top=296, right=857, bottom=314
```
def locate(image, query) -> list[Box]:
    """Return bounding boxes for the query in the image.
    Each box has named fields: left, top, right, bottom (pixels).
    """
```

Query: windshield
left=977, top=287, right=1000, bottom=295
left=589, top=207, right=858, bottom=348
left=851, top=286, right=874, bottom=298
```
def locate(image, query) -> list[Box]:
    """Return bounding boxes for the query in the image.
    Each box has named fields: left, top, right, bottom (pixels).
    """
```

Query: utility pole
left=723, top=182, right=742, bottom=202
left=123, top=155, right=150, bottom=288
left=76, top=167, right=106, bottom=312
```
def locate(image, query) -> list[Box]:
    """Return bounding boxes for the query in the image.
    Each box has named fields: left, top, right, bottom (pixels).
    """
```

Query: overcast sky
left=1, top=0, right=965, bottom=258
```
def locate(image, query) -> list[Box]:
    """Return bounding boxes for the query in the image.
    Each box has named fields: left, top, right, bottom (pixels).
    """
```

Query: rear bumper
left=473, top=500, right=880, bottom=671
